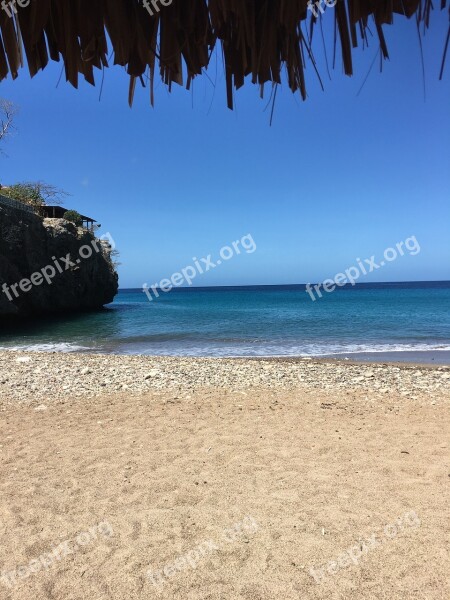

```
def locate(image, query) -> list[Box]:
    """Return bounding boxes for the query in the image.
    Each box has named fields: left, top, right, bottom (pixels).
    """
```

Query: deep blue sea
left=1, top=282, right=450, bottom=363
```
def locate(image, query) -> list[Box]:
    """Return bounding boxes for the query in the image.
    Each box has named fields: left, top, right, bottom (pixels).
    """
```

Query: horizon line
left=118, top=280, right=450, bottom=291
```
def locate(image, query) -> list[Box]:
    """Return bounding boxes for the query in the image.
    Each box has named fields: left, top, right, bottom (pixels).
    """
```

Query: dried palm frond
left=0, top=0, right=447, bottom=108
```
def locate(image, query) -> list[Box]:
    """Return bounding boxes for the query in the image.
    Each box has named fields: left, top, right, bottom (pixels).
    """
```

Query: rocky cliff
left=0, top=202, right=118, bottom=318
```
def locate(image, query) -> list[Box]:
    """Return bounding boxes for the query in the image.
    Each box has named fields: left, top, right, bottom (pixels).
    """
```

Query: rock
left=145, top=369, right=160, bottom=379
left=0, top=203, right=118, bottom=319
left=0, top=351, right=449, bottom=405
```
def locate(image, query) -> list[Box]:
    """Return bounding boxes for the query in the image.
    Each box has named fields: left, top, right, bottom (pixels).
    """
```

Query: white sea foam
left=0, top=343, right=91, bottom=353
left=1, top=341, right=450, bottom=359
left=104, top=341, right=450, bottom=358
left=300, top=342, right=450, bottom=358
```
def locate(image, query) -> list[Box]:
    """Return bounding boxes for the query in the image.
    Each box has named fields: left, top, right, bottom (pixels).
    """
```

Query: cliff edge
left=0, top=202, right=118, bottom=318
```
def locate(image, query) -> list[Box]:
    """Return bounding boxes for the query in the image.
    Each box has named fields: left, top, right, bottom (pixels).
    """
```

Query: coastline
left=1, top=350, right=449, bottom=598
left=2, top=282, right=450, bottom=361
left=1, top=350, right=449, bottom=406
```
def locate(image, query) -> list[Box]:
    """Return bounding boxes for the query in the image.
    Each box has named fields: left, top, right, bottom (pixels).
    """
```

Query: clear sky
left=0, top=11, right=449, bottom=288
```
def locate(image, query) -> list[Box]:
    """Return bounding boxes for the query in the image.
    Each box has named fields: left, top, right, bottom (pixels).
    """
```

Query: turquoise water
left=1, top=283, right=450, bottom=362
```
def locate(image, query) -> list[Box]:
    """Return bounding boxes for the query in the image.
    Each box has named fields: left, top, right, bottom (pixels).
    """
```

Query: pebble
left=145, top=369, right=160, bottom=380
left=0, top=351, right=448, bottom=406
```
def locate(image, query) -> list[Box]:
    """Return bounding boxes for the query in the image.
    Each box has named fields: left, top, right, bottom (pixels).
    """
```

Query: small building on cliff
left=0, top=200, right=118, bottom=318
left=39, top=206, right=98, bottom=232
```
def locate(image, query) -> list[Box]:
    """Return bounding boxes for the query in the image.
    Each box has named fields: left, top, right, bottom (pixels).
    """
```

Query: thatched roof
left=0, top=1, right=448, bottom=108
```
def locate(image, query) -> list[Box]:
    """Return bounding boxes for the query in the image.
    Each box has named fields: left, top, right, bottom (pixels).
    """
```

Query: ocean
left=0, top=282, right=450, bottom=364
left=1, top=282, right=450, bottom=363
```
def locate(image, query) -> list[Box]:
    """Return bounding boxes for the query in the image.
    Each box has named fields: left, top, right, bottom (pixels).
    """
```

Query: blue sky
left=0, top=10, right=449, bottom=288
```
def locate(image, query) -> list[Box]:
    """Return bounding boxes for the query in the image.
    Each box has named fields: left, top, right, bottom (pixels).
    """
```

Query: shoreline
left=1, top=350, right=449, bottom=598
left=1, top=362, right=449, bottom=598
left=1, top=349, right=449, bottom=406
left=2, top=345, right=450, bottom=366
left=1, top=346, right=450, bottom=367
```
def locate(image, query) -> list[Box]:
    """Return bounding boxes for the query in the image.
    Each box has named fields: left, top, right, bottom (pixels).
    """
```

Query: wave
left=306, top=342, right=450, bottom=357
left=98, top=340, right=450, bottom=358
left=0, top=342, right=91, bottom=353
left=187, top=344, right=450, bottom=358
left=1, top=340, right=450, bottom=359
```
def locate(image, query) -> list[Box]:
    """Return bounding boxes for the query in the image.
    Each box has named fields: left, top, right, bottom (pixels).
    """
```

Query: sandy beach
left=0, top=352, right=449, bottom=599
left=1, top=2, right=448, bottom=597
